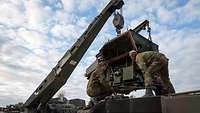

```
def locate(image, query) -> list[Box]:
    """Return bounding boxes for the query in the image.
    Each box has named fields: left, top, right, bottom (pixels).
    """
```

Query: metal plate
left=161, top=95, right=200, bottom=113
left=104, top=97, right=162, bottom=113
left=88, top=95, right=200, bottom=113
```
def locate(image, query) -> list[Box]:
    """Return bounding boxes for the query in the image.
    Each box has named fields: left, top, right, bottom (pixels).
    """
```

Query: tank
left=1, top=97, right=85, bottom=113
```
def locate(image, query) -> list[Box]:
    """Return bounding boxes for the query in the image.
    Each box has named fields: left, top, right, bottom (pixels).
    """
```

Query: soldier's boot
left=143, top=88, right=154, bottom=97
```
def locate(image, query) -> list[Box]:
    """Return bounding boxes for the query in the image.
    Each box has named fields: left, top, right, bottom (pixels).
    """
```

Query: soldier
left=86, top=61, right=113, bottom=108
left=129, top=50, right=175, bottom=96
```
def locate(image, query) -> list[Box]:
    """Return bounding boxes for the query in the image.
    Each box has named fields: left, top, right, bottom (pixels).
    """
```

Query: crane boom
left=133, top=20, right=149, bottom=33
left=24, top=0, right=124, bottom=112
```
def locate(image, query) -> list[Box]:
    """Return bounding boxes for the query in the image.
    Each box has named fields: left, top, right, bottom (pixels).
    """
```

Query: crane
left=132, top=20, right=152, bottom=41
left=24, top=0, right=124, bottom=113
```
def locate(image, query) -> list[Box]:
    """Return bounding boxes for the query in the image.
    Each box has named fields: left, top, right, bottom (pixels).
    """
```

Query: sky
left=0, top=0, right=200, bottom=106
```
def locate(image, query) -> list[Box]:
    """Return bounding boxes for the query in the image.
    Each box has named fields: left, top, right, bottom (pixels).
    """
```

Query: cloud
left=0, top=61, right=46, bottom=106
left=0, top=0, right=200, bottom=107
left=157, top=7, right=176, bottom=23
left=0, top=0, right=26, bottom=28
left=50, top=24, right=80, bottom=39
left=152, top=28, right=200, bottom=91
left=78, top=0, right=97, bottom=11
left=17, top=28, right=48, bottom=48
left=176, top=0, right=200, bottom=24
left=61, top=0, right=76, bottom=12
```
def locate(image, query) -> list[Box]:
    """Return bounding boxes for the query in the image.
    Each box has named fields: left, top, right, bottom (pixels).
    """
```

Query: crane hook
left=113, top=8, right=124, bottom=35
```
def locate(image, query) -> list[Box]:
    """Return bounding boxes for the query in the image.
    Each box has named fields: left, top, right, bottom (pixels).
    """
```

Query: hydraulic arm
left=132, top=20, right=152, bottom=41
left=133, top=20, right=150, bottom=33
left=24, top=0, right=124, bottom=112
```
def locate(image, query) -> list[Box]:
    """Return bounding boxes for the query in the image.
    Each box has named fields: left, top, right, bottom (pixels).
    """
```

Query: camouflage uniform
left=135, top=51, right=175, bottom=93
left=87, top=64, right=112, bottom=98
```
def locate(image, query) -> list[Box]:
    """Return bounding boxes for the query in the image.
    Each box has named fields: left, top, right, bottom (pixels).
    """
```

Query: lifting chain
left=147, top=25, right=152, bottom=41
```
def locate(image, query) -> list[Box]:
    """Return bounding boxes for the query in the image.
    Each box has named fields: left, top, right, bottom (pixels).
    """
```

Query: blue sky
left=0, top=0, right=200, bottom=106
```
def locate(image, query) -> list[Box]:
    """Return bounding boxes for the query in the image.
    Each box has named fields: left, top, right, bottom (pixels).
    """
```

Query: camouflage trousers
left=142, top=56, right=175, bottom=94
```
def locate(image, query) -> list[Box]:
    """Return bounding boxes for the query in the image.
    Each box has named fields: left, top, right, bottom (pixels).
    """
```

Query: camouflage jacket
left=87, top=66, right=112, bottom=97
left=136, top=51, right=168, bottom=73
